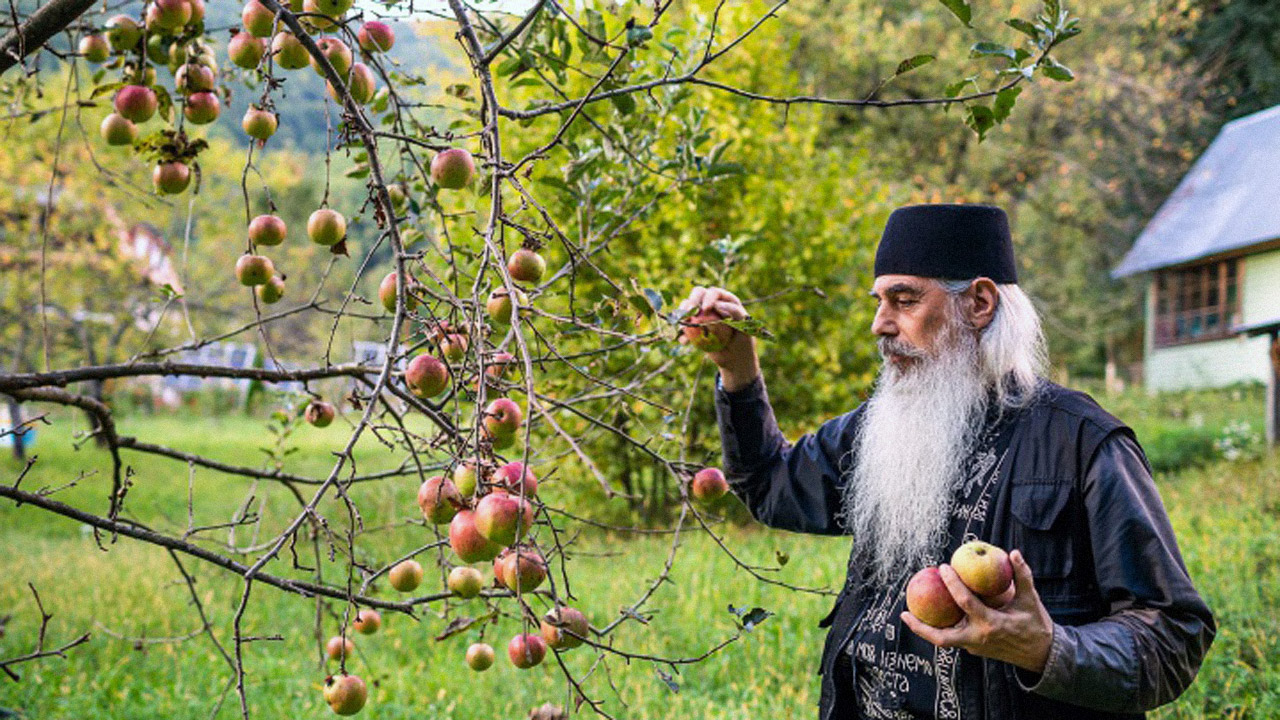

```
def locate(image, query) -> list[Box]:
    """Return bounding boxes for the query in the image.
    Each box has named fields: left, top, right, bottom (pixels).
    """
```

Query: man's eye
left=897, top=299, right=918, bottom=308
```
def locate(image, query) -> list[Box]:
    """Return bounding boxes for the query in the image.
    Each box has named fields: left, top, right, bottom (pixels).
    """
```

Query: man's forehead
left=870, top=274, right=935, bottom=296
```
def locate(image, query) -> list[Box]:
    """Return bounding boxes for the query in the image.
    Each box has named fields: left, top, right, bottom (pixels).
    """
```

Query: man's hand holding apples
left=902, top=543, right=1056, bottom=676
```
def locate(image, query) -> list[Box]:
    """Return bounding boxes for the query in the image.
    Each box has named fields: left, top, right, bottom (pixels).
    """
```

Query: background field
left=1, top=384, right=1276, bottom=719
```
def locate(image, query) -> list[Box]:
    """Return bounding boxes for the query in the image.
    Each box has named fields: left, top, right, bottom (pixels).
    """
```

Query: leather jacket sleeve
left=712, top=372, right=860, bottom=536
left=1015, top=431, right=1216, bottom=712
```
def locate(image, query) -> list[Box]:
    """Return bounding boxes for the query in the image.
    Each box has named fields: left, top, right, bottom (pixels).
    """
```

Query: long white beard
left=841, top=326, right=988, bottom=586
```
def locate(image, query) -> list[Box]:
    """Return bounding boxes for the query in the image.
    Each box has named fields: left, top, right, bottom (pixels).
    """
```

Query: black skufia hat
left=873, top=204, right=1018, bottom=284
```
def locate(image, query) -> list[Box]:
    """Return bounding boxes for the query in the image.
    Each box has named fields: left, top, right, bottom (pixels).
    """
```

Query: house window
left=1153, top=259, right=1240, bottom=347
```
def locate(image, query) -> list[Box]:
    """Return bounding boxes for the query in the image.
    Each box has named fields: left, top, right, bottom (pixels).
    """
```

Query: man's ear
left=968, top=278, right=999, bottom=331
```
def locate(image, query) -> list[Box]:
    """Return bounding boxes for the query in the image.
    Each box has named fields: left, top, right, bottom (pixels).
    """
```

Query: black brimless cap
left=873, top=204, right=1018, bottom=284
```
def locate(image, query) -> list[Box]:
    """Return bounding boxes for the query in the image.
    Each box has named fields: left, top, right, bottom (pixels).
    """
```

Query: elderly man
left=682, top=204, right=1214, bottom=720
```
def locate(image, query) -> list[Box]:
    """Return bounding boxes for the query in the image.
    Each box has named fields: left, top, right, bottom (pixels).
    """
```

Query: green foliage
left=1, top=405, right=1278, bottom=717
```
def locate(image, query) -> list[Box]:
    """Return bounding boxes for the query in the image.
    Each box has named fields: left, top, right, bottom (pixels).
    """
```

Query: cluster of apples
left=87, top=0, right=400, bottom=200
left=905, top=540, right=1015, bottom=628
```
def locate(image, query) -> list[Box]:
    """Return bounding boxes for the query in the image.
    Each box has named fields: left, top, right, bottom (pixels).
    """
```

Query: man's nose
left=871, top=306, right=896, bottom=337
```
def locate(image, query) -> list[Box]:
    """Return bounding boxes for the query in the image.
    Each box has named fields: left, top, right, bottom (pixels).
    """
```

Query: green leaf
left=722, top=316, right=774, bottom=340
left=992, top=86, right=1022, bottom=123
left=964, top=104, right=996, bottom=140
left=626, top=25, right=653, bottom=47
left=444, top=83, right=475, bottom=102
left=894, top=54, right=935, bottom=76
left=704, top=162, right=745, bottom=178
left=944, top=76, right=976, bottom=98
left=494, top=54, right=524, bottom=77
left=1005, top=18, right=1041, bottom=38
left=1040, top=56, right=1075, bottom=81
left=970, top=41, right=1016, bottom=60
left=937, top=0, right=972, bottom=27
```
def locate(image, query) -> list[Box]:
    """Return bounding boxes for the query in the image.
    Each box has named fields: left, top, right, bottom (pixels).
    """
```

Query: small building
left=1114, top=104, right=1280, bottom=442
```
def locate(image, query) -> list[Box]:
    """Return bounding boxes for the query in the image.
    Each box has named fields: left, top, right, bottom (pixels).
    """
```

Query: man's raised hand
left=676, top=286, right=759, bottom=390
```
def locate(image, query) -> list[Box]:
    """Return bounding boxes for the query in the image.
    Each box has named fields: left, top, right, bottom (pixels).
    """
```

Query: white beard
left=840, top=324, right=988, bottom=586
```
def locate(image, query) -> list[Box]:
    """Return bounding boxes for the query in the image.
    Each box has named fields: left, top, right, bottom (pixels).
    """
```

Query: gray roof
left=1113, top=104, right=1280, bottom=278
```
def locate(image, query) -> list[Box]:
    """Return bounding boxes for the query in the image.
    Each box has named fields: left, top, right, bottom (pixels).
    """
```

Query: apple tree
left=0, top=0, right=1079, bottom=715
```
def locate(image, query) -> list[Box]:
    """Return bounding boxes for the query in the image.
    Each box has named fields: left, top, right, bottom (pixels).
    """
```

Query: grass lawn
left=1, top=393, right=1278, bottom=719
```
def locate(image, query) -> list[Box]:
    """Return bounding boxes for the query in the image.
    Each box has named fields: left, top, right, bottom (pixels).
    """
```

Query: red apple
left=377, top=271, right=415, bottom=313
left=486, top=287, right=527, bottom=325
left=100, top=113, right=137, bottom=146
left=153, top=162, right=191, bottom=194
left=495, top=547, right=546, bottom=592
left=416, top=475, right=463, bottom=524
left=187, top=0, right=205, bottom=27
left=405, top=354, right=449, bottom=398
left=328, top=62, right=375, bottom=105
left=271, top=32, right=310, bottom=69
left=483, top=398, right=523, bottom=438
left=507, top=633, right=546, bottom=669
left=105, top=15, right=142, bottom=51
left=325, top=635, right=354, bottom=661
left=147, top=0, right=191, bottom=31
left=241, top=0, right=275, bottom=37
left=449, top=509, right=503, bottom=563
left=311, top=0, right=352, bottom=17
left=301, top=0, right=338, bottom=31
left=387, top=559, right=423, bottom=592
left=307, top=208, right=346, bottom=246
left=256, top=275, right=285, bottom=304
left=682, top=309, right=731, bottom=352
left=691, top=467, right=728, bottom=502
left=452, top=460, right=478, bottom=497
left=357, top=21, right=394, bottom=53
left=493, top=461, right=537, bottom=497
left=114, top=85, right=157, bottom=123
left=473, top=491, right=534, bottom=546
left=352, top=609, right=380, bottom=635
left=427, top=334, right=462, bottom=364
left=183, top=91, right=220, bottom=124
left=305, top=400, right=336, bottom=427
left=905, top=566, right=963, bottom=628
left=235, top=254, right=274, bottom=286
left=323, top=673, right=367, bottom=715
left=228, top=32, right=266, bottom=68
left=950, top=541, right=1014, bottom=600
left=175, top=62, right=214, bottom=93
left=311, top=37, right=353, bottom=78
left=465, top=642, right=494, bottom=671
left=79, top=35, right=109, bottom=63
left=447, top=566, right=483, bottom=598
left=242, top=107, right=277, bottom=141
left=248, top=214, right=287, bottom=246
left=540, top=606, right=590, bottom=650
left=507, top=248, right=546, bottom=284
left=431, top=148, right=475, bottom=189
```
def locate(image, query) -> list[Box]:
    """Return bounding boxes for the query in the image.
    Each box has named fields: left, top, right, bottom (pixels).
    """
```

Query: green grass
left=1, top=393, right=1278, bottom=719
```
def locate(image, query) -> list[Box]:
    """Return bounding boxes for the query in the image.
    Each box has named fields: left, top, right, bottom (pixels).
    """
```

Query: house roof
left=1113, top=104, right=1280, bottom=278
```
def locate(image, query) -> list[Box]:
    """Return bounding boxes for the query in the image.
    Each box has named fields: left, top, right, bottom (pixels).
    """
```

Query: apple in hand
left=950, top=540, right=1014, bottom=603
left=682, top=309, right=732, bottom=352
left=905, top=566, right=963, bottom=628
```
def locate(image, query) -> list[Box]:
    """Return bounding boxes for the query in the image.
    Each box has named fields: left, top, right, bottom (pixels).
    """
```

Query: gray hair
left=938, top=279, right=1047, bottom=409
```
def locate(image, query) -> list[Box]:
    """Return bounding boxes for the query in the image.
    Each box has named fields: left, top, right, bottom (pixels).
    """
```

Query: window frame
left=1152, top=258, right=1241, bottom=348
